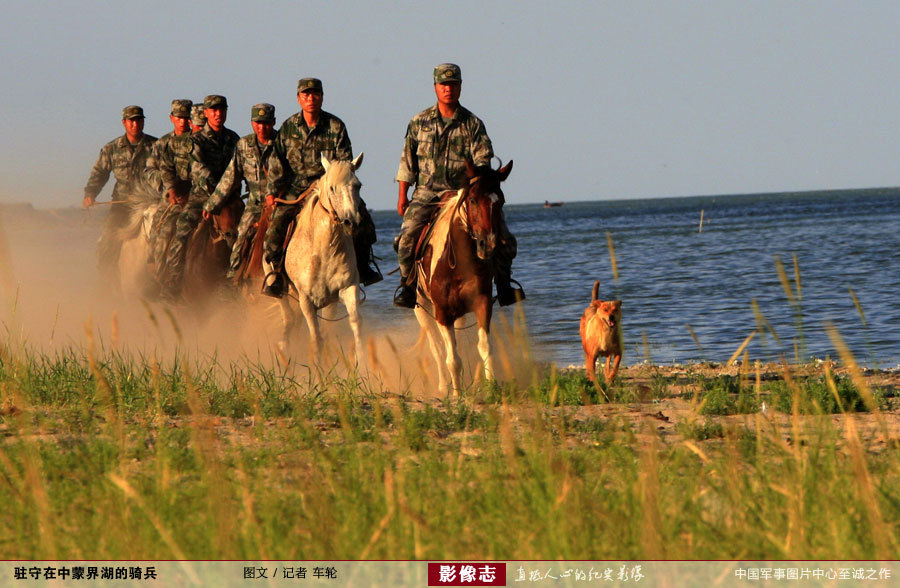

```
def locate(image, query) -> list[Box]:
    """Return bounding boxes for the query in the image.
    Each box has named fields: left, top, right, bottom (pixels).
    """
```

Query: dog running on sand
left=579, top=281, right=622, bottom=384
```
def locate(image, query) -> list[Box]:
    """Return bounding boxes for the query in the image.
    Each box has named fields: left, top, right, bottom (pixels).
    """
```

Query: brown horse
left=414, top=160, right=513, bottom=396
left=182, top=197, right=244, bottom=305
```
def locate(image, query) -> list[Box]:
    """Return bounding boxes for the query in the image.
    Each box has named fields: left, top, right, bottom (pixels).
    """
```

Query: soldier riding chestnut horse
left=413, top=159, right=513, bottom=396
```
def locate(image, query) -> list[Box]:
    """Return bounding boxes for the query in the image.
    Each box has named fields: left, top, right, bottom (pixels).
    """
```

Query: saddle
left=232, top=203, right=278, bottom=282
left=232, top=183, right=317, bottom=283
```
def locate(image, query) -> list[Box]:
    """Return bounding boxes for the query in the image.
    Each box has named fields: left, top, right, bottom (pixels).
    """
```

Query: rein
left=316, top=195, right=341, bottom=226
left=269, top=180, right=343, bottom=226
left=208, top=217, right=228, bottom=244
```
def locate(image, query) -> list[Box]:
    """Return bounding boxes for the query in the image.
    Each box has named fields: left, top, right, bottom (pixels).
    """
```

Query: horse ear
left=320, top=154, right=331, bottom=172
left=351, top=152, right=364, bottom=170
left=498, top=159, right=513, bottom=181
left=465, top=159, right=476, bottom=179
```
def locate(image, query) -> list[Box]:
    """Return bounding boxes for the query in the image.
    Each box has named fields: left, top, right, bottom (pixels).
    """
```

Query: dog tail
left=592, top=280, right=600, bottom=302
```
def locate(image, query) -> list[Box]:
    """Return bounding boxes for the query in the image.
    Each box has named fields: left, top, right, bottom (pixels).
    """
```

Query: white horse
left=116, top=199, right=160, bottom=298
left=274, top=153, right=366, bottom=364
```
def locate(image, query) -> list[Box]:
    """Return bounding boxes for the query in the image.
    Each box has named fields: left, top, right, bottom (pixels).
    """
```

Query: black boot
left=360, top=265, right=383, bottom=286
left=261, top=271, right=286, bottom=298
left=358, top=255, right=383, bottom=286
left=393, top=279, right=417, bottom=308
left=496, top=278, right=526, bottom=306
left=355, top=243, right=383, bottom=286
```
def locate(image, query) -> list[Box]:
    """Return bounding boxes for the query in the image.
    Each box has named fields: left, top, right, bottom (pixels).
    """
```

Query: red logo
left=428, top=562, right=506, bottom=586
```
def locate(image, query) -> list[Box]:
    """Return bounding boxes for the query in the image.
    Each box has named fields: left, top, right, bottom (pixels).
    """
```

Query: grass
left=0, top=342, right=898, bottom=561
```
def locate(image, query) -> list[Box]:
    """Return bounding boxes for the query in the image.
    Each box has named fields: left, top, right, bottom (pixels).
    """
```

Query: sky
left=2, top=1, right=900, bottom=211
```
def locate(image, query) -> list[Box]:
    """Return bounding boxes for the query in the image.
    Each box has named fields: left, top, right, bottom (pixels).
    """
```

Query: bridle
left=316, top=186, right=343, bottom=226
left=461, top=175, right=500, bottom=242
left=209, top=210, right=235, bottom=245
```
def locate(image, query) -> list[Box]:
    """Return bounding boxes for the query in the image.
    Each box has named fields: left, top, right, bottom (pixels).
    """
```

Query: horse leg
left=339, top=285, right=363, bottom=368
left=277, top=296, right=297, bottom=355
left=296, top=294, right=322, bottom=365
left=414, top=307, right=448, bottom=393
left=477, top=326, right=493, bottom=383
left=436, top=322, right=463, bottom=399
left=475, top=296, right=494, bottom=383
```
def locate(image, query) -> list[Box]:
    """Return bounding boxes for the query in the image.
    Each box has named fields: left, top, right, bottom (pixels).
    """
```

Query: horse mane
left=112, top=200, right=152, bottom=242
left=243, top=205, right=272, bottom=281
left=185, top=217, right=212, bottom=262
left=426, top=189, right=466, bottom=275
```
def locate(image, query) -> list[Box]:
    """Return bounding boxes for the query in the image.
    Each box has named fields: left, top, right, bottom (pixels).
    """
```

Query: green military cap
left=191, top=104, right=207, bottom=126
left=204, top=94, right=228, bottom=109
left=121, top=105, right=145, bottom=120
left=297, top=77, right=323, bottom=93
left=433, top=63, right=462, bottom=84
left=170, top=99, right=192, bottom=118
left=250, top=103, right=275, bottom=122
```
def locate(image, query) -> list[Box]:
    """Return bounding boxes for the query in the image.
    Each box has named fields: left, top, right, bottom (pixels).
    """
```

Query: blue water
left=367, top=188, right=900, bottom=367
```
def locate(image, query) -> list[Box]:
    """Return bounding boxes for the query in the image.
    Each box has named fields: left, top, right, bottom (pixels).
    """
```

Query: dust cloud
left=0, top=203, right=539, bottom=399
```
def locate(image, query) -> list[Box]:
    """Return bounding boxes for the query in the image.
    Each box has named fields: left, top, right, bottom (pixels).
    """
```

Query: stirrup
left=393, top=284, right=417, bottom=309
left=496, top=278, right=526, bottom=307
left=261, top=271, right=286, bottom=298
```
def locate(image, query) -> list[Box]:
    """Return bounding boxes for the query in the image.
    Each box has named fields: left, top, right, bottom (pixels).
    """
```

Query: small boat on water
left=543, top=200, right=564, bottom=208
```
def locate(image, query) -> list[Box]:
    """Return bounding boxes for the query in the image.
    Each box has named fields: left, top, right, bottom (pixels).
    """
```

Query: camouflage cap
left=297, top=78, right=323, bottom=93
left=170, top=99, right=192, bottom=118
left=433, top=63, right=462, bottom=84
left=191, top=104, right=207, bottom=126
left=122, top=105, right=145, bottom=120
left=250, top=103, right=275, bottom=122
left=204, top=94, right=228, bottom=109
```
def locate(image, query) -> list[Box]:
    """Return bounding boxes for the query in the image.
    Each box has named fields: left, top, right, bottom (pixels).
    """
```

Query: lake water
left=367, top=188, right=900, bottom=368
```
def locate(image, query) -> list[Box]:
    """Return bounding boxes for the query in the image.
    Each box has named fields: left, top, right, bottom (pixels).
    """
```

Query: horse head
left=463, top=158, right=513, bottom=260
left=320, top=153, right=364, bottom=236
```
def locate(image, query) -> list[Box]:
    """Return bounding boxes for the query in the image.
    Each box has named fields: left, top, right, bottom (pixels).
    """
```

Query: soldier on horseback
left=160, top=94, right=240, bottom=300
left=393, top=63, right=524, bottom=308
left=261, top=77, right=382, bottom=298
left=81, top=105, right=158, bottom=282
left=145, top=99, right=194, bottom=288
left=202, top=103, right=277, bottom=281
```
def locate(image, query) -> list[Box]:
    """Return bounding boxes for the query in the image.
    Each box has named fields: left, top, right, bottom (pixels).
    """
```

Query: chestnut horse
left=182, top=197, right=244, bottom=305
left=414, top=160, right=513, bottom=396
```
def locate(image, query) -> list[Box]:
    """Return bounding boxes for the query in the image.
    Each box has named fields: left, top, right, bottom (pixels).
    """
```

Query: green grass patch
left=0, top=345, right=898, bottom=560
left=694, top=375, right=759, bottom=415
left=767, top=375, right=886, bottom=414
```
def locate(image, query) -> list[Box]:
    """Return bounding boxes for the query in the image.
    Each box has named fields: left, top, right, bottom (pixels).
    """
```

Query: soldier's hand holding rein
left=265, top=194, right=275, bottom=207
left=166, top=188, right=187, bottom=206
left=82, top=196, right=95, bottom=209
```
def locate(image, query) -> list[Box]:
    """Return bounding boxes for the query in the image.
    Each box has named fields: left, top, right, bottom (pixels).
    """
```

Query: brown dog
left=579, top=281, right=622, bottom=384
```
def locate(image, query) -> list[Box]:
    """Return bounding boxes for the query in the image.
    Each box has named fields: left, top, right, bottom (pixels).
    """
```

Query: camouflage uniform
left=146, top=99, right=193, bottom=194
left=395, top=104, right=516, bottom=279
left=161, top=96, right=240, bottom=297
left=265, top=108, right=377, bottom=277
left=83, top=107, right=158, bottom=278
left=146, top=129, right=194, bottom=281
left=143, top=100, right=195, bottom=286
left=394, top=63, right=520, bottom=307
left=204, top=104, right=277, bottom=278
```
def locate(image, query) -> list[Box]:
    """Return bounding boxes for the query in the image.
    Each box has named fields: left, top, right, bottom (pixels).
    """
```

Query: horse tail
left=592, top=280, right=600, bottom=302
